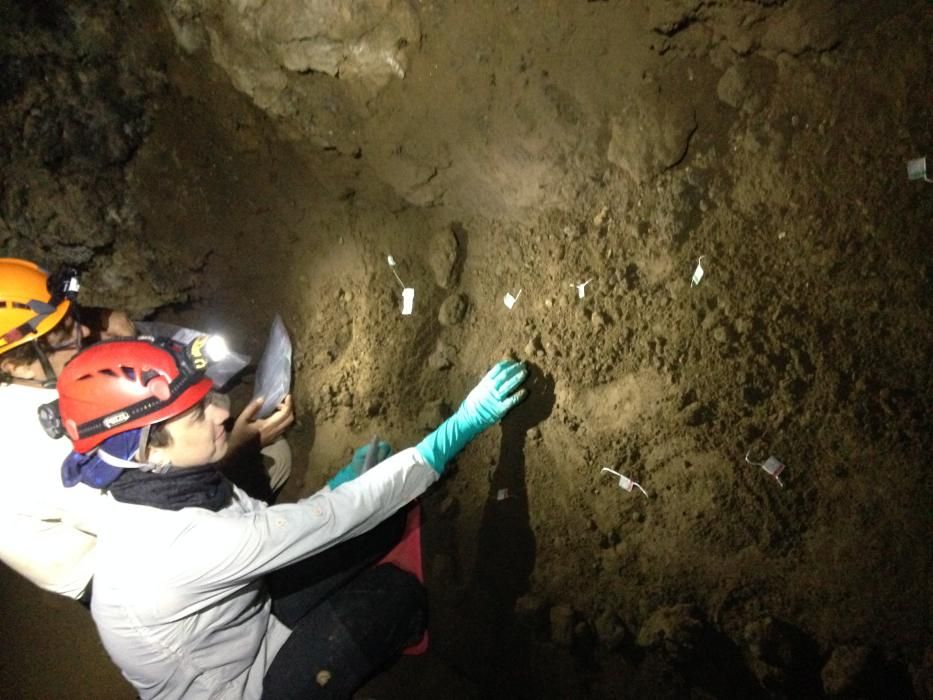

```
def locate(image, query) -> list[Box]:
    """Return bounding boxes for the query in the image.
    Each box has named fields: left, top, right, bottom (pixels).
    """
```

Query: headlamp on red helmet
left=185, top=333, right=230, bottom=371
left=43, top=336, right=221, bottom=454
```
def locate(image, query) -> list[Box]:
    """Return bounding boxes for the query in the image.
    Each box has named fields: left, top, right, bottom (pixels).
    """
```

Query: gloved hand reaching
left=328, top=439, right=392, bottom=490
left=417, top=360, right=527, bottom=473
left=457, top=360, right=528, bottom=433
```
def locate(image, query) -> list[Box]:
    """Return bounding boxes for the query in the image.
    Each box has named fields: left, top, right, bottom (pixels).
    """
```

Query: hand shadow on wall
left=466, top=363, right=556, bottom=691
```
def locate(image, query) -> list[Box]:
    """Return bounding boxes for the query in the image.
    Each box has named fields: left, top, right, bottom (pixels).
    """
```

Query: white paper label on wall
left=906, top=156, right=928, bottom=181
left=761, top=456, right=785, bottom=479
left=600, top=467, right=649, bottom=497
left=745, top=451, right=786, bottom=488
left=503, top=289, right=522, bottom=309
left=401, top=287, right=415, bottom=315
left=691, top=256, right=705, bottom=286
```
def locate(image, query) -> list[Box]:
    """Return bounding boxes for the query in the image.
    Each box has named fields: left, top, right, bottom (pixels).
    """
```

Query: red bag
left=377, top=504, right=428, bottom=655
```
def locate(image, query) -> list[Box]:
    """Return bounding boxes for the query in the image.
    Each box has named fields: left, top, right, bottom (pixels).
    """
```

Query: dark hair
left=146, top=394, right=210, bottom=449
left=0, top=337, right=55, bottom=384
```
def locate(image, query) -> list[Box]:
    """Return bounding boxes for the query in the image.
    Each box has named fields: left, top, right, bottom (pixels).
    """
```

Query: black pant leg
left=262, top=564, right=426, bottom=700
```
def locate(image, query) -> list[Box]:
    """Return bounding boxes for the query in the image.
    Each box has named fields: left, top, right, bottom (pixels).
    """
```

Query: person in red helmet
left=0, top=258, right=292, bottom=601
left=54, top=336, right=527, bottom=700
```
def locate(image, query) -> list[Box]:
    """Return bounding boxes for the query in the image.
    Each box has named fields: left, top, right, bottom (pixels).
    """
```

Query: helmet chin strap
left=96, top=448, right=173, bottom=474
left=7, top=340, right=58, bottom=388
left=34, top=341, right=58, bottom=388
left=9, top=305, right=84, bottom=389
left=95, top=423, right=172, bottom=474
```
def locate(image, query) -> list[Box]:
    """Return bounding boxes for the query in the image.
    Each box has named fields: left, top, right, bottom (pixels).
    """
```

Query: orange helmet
left=0, top=258, right=75, bottom=355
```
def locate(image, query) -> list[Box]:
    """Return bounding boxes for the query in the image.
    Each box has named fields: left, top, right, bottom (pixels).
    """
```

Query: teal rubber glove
left=328, top=440, right=392, bottom=489
left=416, top=360, right=527, bottom=473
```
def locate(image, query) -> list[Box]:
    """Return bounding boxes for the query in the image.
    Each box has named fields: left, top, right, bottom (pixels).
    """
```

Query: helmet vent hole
left=147, top=376, right=171, bottom=401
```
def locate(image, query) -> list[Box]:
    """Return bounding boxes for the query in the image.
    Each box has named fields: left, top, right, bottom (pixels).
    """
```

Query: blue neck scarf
left=62, top=429, right=143, bottom=489
left=61, top=428, right=233, bottom=511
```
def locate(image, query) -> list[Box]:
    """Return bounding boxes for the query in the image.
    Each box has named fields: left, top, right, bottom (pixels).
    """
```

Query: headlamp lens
left=183, top=334, right=230, bottom=372
left=204, top=335, right=229, bottom=362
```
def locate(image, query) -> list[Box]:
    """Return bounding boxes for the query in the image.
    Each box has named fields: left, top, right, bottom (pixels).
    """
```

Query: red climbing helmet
left=53, top=337, right=215, bottom=453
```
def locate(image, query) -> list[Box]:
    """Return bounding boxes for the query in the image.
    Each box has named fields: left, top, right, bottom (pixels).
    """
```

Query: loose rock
left=438, top=293, right=468, bottom=326
left=523, top=333, right=543, bottom=357
left=760, top=0, right=841, bottom=56
left=743, top=616, right=813, bottom=671
left=716, top=63, right=766, bottom=114
left=428, top=341, right=457, bottom=370
left=428, top=226, right=460, bottom=288
left=607, top=86, right=697, bottom=181
left=636, top=604, right=704, bottom=652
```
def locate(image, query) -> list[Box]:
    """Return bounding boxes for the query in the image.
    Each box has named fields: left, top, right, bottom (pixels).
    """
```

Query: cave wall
left=0, top=1, right=196, bottom=312
left=1, top=0, right=931, bottom=697
left=159, top=0, right=869, bottom=217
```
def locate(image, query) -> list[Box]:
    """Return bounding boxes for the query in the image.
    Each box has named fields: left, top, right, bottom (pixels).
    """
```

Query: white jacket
left=90, top=447, right=438, bottom=700
left=0, top=383, right=109, bottom=599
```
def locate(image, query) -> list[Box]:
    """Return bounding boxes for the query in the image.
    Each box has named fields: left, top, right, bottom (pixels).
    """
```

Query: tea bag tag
left=574, top=279, right=592, bottom=299
left=401, top=288, right=415, bottom=315
left=745, top=451, right=786, bottom=487
left=906, top=156, right=932, bottom=182
left=601, top=467, right=649, bottom=497
left=387, top=255, right=414, bottom=315
left=691, top=256, right=706, bottom=286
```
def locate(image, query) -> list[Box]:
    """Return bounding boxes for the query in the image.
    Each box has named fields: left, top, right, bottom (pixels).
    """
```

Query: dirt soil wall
left=0, top=1, right=930, bottom=698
